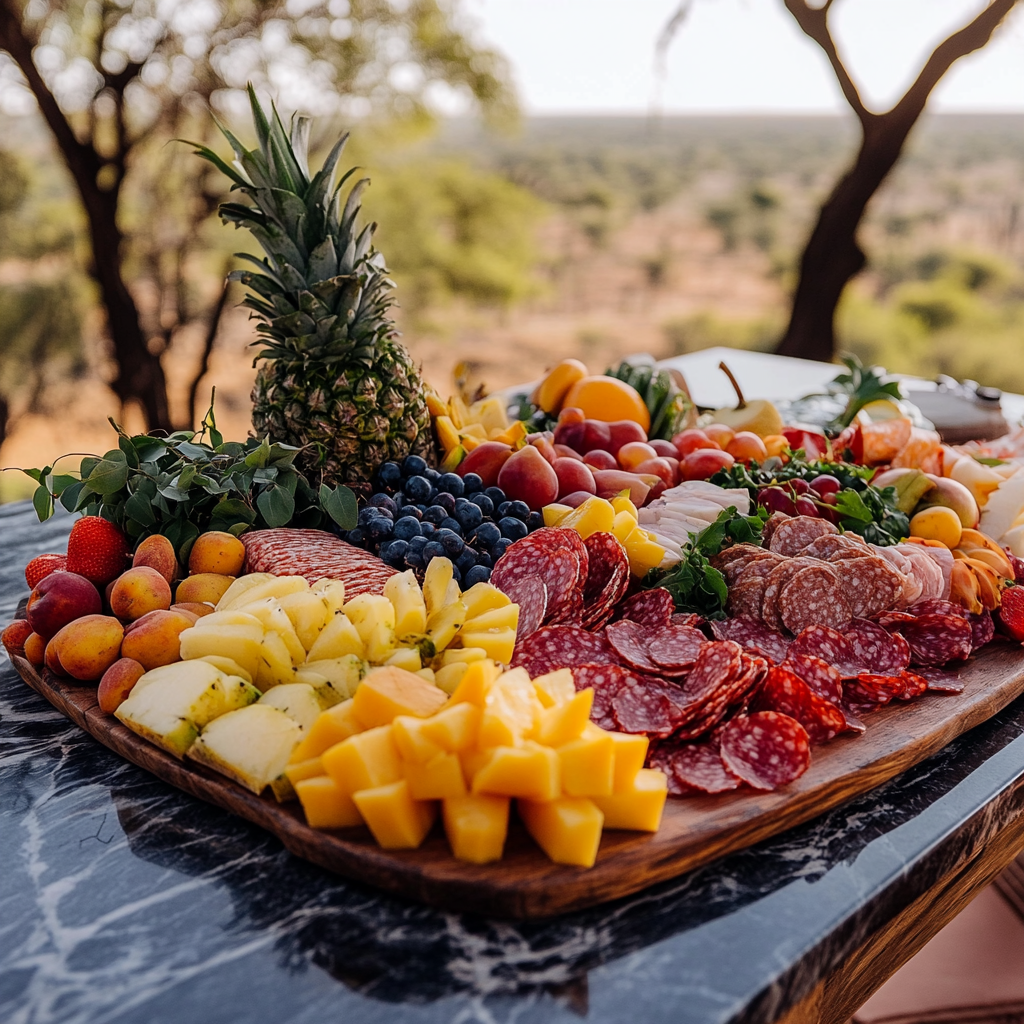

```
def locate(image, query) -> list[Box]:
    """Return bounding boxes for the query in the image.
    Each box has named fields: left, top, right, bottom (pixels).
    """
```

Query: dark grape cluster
left=341, top=455, right=544, bottom=585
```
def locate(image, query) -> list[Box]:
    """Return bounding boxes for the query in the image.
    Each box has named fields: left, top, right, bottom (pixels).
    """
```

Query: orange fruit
left=561, top=376, right=650, bottom=432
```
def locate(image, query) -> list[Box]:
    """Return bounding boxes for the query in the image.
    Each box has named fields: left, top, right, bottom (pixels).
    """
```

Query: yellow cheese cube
left=542, top=504, right=573, bottom=527
left=612, top=511, right=638, bottom=544
left=441, top=647, right=487, bottom=666
left=462, top=605, right=519, bottom=632
left=458, top=628, right=517, bottom=666
left=420, top=701, right=481, bottom=752
left=434, top=662, right=468, bottom=695
left=460, top=746, right=492, bottom=784
left=610, top=731, right=649, bottom=791
left=535, top=689, right=593, bottom=747
left=472, top=743, right=560, bottom=801
left=461, top=583, right=509, bottom=620
left=289, top=699, right=362, bottom=762
left=479, top=668, right=543, bottom=747
left=392, top=715, right=444, bottom=764
left=449, top=659, right=501, bottom=707
left=322, top=724, right=402, bottom=794
left=533, top=669, right=575, bottom=709
left=351, top=666, right=448, bottom=729
left=352, top=780, right=437, bottom=849
left=558, top=730, right=614, bottom=797
left=592, top=768, right=667, bottom=832
left=610, top=495, right=638, bottom=518
left=557, top=496, right=616, bottom=539
left=284, top=756, right=325, bottom=787
left=295, top=775, right=363, bottom=829
left=405, top=751, right=467, bottom=800
left=443, top=794, right=510, bottom=863
left=518, top=796, right=604, bottom=868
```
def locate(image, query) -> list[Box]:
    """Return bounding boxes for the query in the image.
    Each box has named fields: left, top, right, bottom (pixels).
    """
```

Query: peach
left=703, top=423, right=735, bottom=448
left=122, top=609, right=194, bottom=670
left=50, top=614, right=124, bottom=681
left=109, top=566, right=172, bottom=622
left=617, top=441, right=658, bottom=471
left=97, top=658, right=146, bottom=714
left=583, top=449, right=618, bottom=471
left=45, top=636, right=66, bottom=676
left=497, top=444, right=559, bottom=510
left=133, top=534, right=180, bottom=587
left=26, top=571, right=102, bottom=639
left=635, top=457, right=676, bottom=488
left=553, top=444, right=583, bottom=461
left=525, top=434, right=558, bottom=464
left=24, top=632, right=46, bottom=666
left=591, top=469, right=653, bottom=506
left=672, top=429, right=720, bottom=457
left=681, top=449, right=735, bottom=481
left=726, top=431, right=769, bottom=463
left=175, top=573, right=235, bottom=606
left=2, top=619, right=32, bottom=659
left=456, top=441, right=513, bottom=488
left=188, top=531, right=246, bottom=576
left=552, top=457, right=596, bottom=500
left=171, top=601, right=214, bottom=619
left=648, top=439, right=678, bottom=459
left=605, top=420, right=647, bottom=456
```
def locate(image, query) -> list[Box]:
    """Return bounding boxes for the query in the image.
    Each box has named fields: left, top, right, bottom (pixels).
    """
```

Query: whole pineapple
left=192, top=87, right=432, bottom=487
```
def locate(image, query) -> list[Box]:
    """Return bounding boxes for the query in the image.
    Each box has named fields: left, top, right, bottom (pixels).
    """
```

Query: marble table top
left=5, top=501, right=1024, bottom=1024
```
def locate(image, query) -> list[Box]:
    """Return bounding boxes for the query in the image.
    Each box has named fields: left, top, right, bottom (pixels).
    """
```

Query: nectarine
left=26, top=571, right=102, bottom=639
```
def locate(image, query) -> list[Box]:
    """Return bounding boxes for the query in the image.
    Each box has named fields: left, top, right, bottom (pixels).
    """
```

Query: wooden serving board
left=11, top=645, right=1024, bottom=919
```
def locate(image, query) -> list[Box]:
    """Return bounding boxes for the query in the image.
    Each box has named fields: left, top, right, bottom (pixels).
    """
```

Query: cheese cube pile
left=291, top=660, right=668, bottom=868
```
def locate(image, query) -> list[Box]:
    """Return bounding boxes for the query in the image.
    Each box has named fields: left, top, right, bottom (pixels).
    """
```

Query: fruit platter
left=7, top=94, right=1024, bottom=918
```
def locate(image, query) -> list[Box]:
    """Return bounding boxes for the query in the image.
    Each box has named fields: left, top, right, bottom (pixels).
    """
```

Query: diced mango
left=460, top=435, right=483, bottom=452
left=383, top=570, right=428, bottom=638
left=610, top=495, right=639, bottom=518
left=533, top=668, right=575, bottom=709
left=518, top=796, right=604, bottom=868
left=321, top=724, right=402, bottom=794
left=461, top=583, right=510, bottom=619
left=352, top=780, right=437, bottom=849
left=610, top=732, right=649, bottom=792
left=459, top=628, right=516, bottom=665
left=420, top=701, right=481, bottom=752
left=295, top=775, right=363, bottom=829
left=449, top=659, right=501, bottom=707
left=558, top=730, right=614, bottom=797
left=542, top=504, right=573, bottom=527
left=479, top=668, right=543, bottom=747
left=405, top=751, right=467, bottom=800
left=592, top=768, right=667, bottom=832
left=351, top=666, right=448, bottom=729
left=289, top=699, right=362, bottom=762
left=624, top=527, right=667, bottom=577
left=558, top=496, right=616, bottom=539
left=489, top=421, right=527, bottom=446
left=460, top=746, right=493, bottom=783
left=392, top=715, right=445, bottom=764
left=612, top=511, right=638, bottom=544
left=535, top=689, right=593, bottom=747
left=462, top=604, right=519, bottom=632
left=472, top=742, right=560, bottom=801
left=443, top=794, right=510, bottom=864
left=434, top=661, right=468, bottom=695
left=441, top=646, right=488, bottom=666
left=284, top=756, right=325, bottom=787
left=434, top=414, right=460, bottom=453
left=426, top=600, right=467, bottom=652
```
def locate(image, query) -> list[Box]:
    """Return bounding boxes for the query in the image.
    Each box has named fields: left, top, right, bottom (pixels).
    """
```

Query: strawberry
left=997, top=585, right=1024, bottom=642
left=65, top=516, right=130, bottom=586
left=25, top=553, right=67, bottom=590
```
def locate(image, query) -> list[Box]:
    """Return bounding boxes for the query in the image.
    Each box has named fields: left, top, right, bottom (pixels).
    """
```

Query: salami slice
left=582, top=532, right=630, bottom=629
left=916, top=666, right=965, bottom=694
left=782, top=652, right=843, bottom=704
left=501, top=574, right=548, bottom=642
left=778, top=563, right=852, bottom=635
left=761, top=557, right=818, bottom=633
left=612, top=673, right=678, bottom=738
left=788, top=624, right=866, bottom=678
left=649, top=625, right=706, bottom=671
left=753, top=665, right=845, bottom=744
left=734, top=553, right=786, bottom=582
left=572, top=662, right=628, bottom=731
left=768, top=516, right=838, bottom=557
left=604, top=620, right=662, bottom=673
left=728, top=577, right=767, bottom=621
left=899, top=613, right=973, bottom=667
left=843, top=618, right=911, bottom=675
left=720, top=711, right=811, bottom=790
left=896, top=670, right=929, bottom=701
left=876, top=611, right=917, bottom=629
left=710, top=616, right=792, bottom=664
left=681, top=640, right=743, bottom=704
left=843, top=673, right=907, bottom=706
left=801, top=533, right=867, bottom=560
left=661, top=739, right=741, bottom=794
left=511, top=624, right=616, bottom=675
left=614, top=589, right=675, bottom=628
left=760, top=512, right=791, bottom=547
left=841, top=705, right=867, bottom=734
left=837, top=556, right=904, bottom=620
left=491, top=529, right=583, bottom=624
left=671, top=612, right=706, bottom=630
left=968, top=611, right=995, bottom=651
left=711, top=543, right=764, bottom=569
left=909, top=599, right=968, bottom=620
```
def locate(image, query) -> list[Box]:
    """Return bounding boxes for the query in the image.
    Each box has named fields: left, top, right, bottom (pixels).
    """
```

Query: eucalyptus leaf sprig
left=12, top=393, right=358, bottom=562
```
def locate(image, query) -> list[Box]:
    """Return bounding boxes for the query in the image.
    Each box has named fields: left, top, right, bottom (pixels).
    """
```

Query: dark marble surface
left=5, top=502, right=1024, bottom=1024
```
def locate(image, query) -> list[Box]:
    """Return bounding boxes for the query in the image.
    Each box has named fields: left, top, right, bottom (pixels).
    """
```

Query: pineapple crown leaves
left=183, top=85, right=398, bottom=368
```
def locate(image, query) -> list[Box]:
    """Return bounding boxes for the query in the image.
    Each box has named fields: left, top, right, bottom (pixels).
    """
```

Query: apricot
left=562, top=376, right=650, bottom=432
left=50, top=614, right=124, bottom=681
left=24, top=632, right=46, bottom=666
left=98, top=658, right=146, bottom=713
left=26, top=571, right=102, bottom=639
left=497, top=444, right=559, bottom=510
left=726, top=431, right=769, bottom=463
left=170, top=601, right=214, bottom=619
left=703, top=423, right=735, bottom=448
left=175, top=573, right=235, bottom=606
left=617, top=441, right=659, bottom=471
left=188, top=531, right=246, bottom=576
left=909, top=506, right=963, bottom=549
left=109, top=566, right=172, bottom=621
left=122, top=609, right=194, bottom=669
left=44, top=636, right=67, bottom=676
left=2, top=619, right=32, bottom=660
left=133, top=534, right=180, bottom=587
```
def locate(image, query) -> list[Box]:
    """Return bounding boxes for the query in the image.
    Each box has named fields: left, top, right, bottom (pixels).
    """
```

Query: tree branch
left=187, top=264, right=232, bottom=430
left=784, top=0, right=872, bottom=126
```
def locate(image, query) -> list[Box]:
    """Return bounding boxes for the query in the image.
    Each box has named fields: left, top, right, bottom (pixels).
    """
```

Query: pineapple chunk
left=311, top=578, right=346, bottom=614
left=405, top=751, right=467, bottom=800
left=471, top=742, right=560, bottom=801
left=277, top=591, right=331, bottom=651
left=461, top=583, right=510, bottom=619
left=462, top=604, right=520, bottom=632
left=489, top=421, right=527, bottom=446
left=534, top=688, right=593, bottom=747
left=179, top=621, right=264, bottom=681
left=299, top=653, right=365, bottom=700
left=218, top=575, right=308, bottom=610
left=213, top=573, right=275, bottom=610
left=344, top=595, right=396, bottom=643
left=295, top=775, right=363, bottom=828
left=383, top=570, right=428, bottom=638
left=610, top=495, right=639, bottom=519
left=533, top=669, right=575, bottom=709
left=426, top=600, right=467, bottom=652
left=612, top=511, right=638, bottom=544
left=434, top=414, right=461, bottom=453
left=441, top=647, right=487, bottom=665
left=365, top=621, right=397, bottom=663
left=423, top=558, right=454, bottom=616
left=306, top=614, right=364, bottom=661
left=624, top=527, right=667, bottom=577
left=557, top=496, right=616, bottom=539
left=459, top=628, right=516, bottom=665
left=558, top=728, right=614, bottom=797
left=416, top=667, right=437, bottom=685
left=351, top=666, right=448, bottom=729
left=255, top=630, right=298, bottom=692
left=290, top=699, right=362, bottom=761
left=419, top=701, right=481, bottom=752
left=469, top=395, right=509, bottom=433
left=542, top=504, right=573, bottom=527
left=234, top=597, right=306, bottom=665
left=188, top=704, right=301, bottom=794
left=443, top=794, right=510, bottom=864
left=518, top=797, right=604, bottom=867
left=322, top=724, right=403, bottom=794
left=197, top=655, right=253, bottom=686
left=591, top=769, right=667, bottom=832
left=449, top=393, right=470, bottom=429
left=352, top=780, right=437, bottom=849
left=385, top=647, right=422, bottom=673
left=610, top=732, right=649, bottom=791
left=258, top=683, right=323, bottom=732
left=434, top=661, right=468, bottom=695
left=425, top=389, right=450, bottom=418
left=441, top=445, right=467, bottom=472
left=459, top=422, right=488, bottom=440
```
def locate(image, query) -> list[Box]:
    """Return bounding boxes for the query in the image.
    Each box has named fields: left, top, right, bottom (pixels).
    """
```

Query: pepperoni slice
left=572, top=663, right=628, bottom=731
left=760, top=512, right=791, bottom=547
left=915, top=666, right=965, bottom=694
left=711, top=543, right=763, bottom=569
left=614, top=589, right=675, bottom=628
left=612, top=674, right=678, bottom=738
left=778, top=563, right=851, bottom=635
left=720, top=711, right=811, bottom=790
left=782, top=652, right=843, bottom=704
left=752, top=665, right=845, bottom=744
left=649, top=626, right=706, bottom=672
left=710, top=616, right=792, bottom=664
left=876, top=611, right=917, bottom=629
left=900, top=613, right=973, bottom=667
left=843, top=618, right=911, bottom=675
left=896, top=670, right=929, bottom=701
left=681, top=640, right=743, bottom=703
left=761, top=557, right=819, bottom=633
left=604, top=619, right=662, bottom=673
left=581, top=532, right=630, bottom=629
left=768, top=516, right=838, bottom=557
left=788, top=625, right=866, bottom=678
left=511, top=624, right=616, bottom=675
left=661, top=739, right=741, bottom=794
left=843, top=673, right=907, bottom=706
left=499, top=574, right=548, bottom=642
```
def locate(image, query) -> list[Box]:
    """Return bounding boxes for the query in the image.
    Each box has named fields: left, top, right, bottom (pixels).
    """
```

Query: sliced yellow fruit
left=558, top=728, right=614, bottom=797
left=459, top=628, right=516, bottom=665
left=534, top=688, right=593, bottom=747
left=434, top=414, right=461, bottom=453
left=405, top=750, right=467, bottom=801
left=289, top=699, right=362, bottom=762
left=321, top=724, right=402, bottom=794
left=558, top=496, right=616, bottom=539
left=295, top=774, right=363, bottom=829
left=542, top=504, right=573, bottom=527
left=471, top=742, right=560, bottom=801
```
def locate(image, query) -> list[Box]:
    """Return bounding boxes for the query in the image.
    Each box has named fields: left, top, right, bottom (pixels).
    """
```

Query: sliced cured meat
left=720, top=711, right=811, bottom=790
left=711, top=543, right=764, bottom=569
left=896, top=670, right=928, bottom=701
left=916, top=666, right=965, bottom=694
left=761, top=557, right=818, bottom=633
left=649, top=625, right=706, bottom=671
left=909, top=599, right=968, bottom=620
left=900, top=613, right=973, bottom=667
left=752, top=665, right=844, bottom=744
left=874, top=545, right=923, bottom=607
left=661, top=739, right=741, bottom=794
left=613, top=588, right=675, bottom=628
left=490, top=529, right=584, bottom=625
left=968, top=611, right=995, bottom=651
left=728, top=577, right=767, bottom=621
left=788, top=624, right=867, bottom=678
left=511, top=624, right=616, bottom=676
left=894, top=544, right=944, bottom=602
left=572, top=663, right=628, bottom=730
left=734, top=553, right=785, bottom=581
left=843, top=618, right=911, bottom=675
left=876, top=611, right=917, bottom=629
left=782, top=652, right=843, bottom=704
left=841, top=706, right=867, bottom=734
left=778, top=563, right=852, bottom=635
left=671, top=612, right=706, bottom=629
left=501, top=574, right=548, bottom=642
left=912, top=544, right=955, bottom=600
left=710, top=616, right=792, bottom=664
left=760, top=511, right=791, bottom=547
left=844, top=673, right=907, bottom=706
left=836, top=556, right=904, bottom=620
left=768, top=516, right=838, bottom=557
left=612, top=674, right=678, bottom=738
left=801, top=533, right=867, bottom=560
left=604, top=620, right=661, bottom=673
left=681, top=640, right=743, bottom=704
left=581, top=532, right=630, bottom=629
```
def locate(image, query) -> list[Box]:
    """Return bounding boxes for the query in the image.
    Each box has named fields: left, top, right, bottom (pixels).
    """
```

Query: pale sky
left=468, top=0, right=1024, bottom=114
